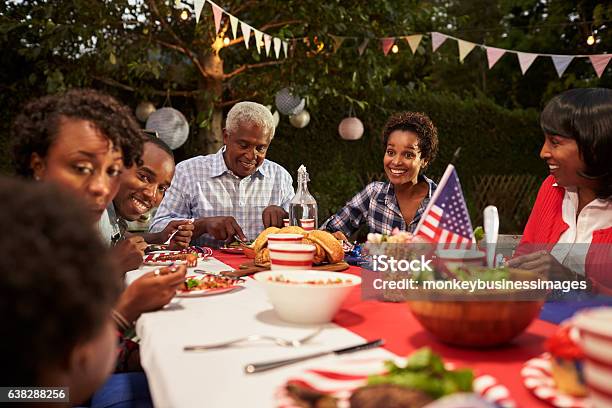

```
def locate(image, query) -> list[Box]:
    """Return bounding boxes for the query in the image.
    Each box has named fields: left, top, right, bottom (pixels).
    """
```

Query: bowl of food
left=406, top=267, right=547, bottom=347
left=254, top=270, right=361, bottom=324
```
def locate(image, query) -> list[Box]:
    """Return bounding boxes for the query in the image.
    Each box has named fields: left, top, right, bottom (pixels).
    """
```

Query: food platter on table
left=143, top=246, right=213, bottom=267
left=521, top=353, right=587, bottom=408
left=176, top=274, right=244, bottom=297
left=276, top=350, right=516, bottom=408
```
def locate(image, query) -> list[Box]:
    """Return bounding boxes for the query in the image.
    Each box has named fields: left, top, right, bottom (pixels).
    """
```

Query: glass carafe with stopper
left=289, top=165, right=318, bottom=230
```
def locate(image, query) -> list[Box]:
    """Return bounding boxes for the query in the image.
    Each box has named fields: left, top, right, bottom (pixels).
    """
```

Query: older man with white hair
left=149, top=101, right=294, bottom=246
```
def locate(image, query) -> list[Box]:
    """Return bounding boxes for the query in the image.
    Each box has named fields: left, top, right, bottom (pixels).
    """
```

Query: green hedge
left=267, top=91, right=546, bottom=234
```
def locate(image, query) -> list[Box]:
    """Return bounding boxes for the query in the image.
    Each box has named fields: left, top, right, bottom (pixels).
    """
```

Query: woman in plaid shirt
left=322, top=112, right=438, bottom=237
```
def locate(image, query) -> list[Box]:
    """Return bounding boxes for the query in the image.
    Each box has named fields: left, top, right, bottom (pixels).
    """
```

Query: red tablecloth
left=215, top=251, right=557, bottom=408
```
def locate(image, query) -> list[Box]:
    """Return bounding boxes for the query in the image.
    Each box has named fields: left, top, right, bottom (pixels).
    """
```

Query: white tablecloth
left=125, top=258, right=393, bottom=408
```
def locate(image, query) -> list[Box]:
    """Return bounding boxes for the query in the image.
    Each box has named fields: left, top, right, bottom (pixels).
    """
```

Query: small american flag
left=415, top=164, right=474, bottom=248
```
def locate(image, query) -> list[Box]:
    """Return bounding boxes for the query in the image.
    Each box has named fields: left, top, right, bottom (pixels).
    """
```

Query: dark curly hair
left=12, top=88, right=143, bottom=177
left=541, top=88, right=612, bottom=199
left=382, top=111, right=439, bottom=169
left=0, top=177, right=121, bottom=385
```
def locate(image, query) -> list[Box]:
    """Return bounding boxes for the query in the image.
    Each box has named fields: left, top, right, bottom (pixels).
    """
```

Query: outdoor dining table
left=125, top=250, right=580, bottom=408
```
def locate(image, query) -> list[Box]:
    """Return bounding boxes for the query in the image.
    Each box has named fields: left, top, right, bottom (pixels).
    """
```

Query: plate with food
left=276, top=348, right=515, bottom=408
left=220, top=241, right=252, bottom=255
left=176, top=274, right=243, bottom=297
left=521, top=323, right=587, bottom=408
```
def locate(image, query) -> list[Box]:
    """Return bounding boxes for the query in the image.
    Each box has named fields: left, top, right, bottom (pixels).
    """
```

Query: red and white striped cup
left=283, top=218, right=290, bottom=227
left=300, top=218, right=315, bottom=231
left=267, top=233, right=304, bottom=246
left=573, top=307, right=612, bottom=407
left=268, top=243, right=316, bottom=270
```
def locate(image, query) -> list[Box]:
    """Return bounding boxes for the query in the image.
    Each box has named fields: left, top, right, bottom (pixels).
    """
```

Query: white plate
left=276, top=357, right=516, bottom=408
left=522, top=352, right=587, bottom=408
left=176, top=285, right=241, bottom=297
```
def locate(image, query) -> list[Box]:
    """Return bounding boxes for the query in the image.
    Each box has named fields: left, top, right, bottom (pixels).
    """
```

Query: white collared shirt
left=550, top=185, right=612, bottom=275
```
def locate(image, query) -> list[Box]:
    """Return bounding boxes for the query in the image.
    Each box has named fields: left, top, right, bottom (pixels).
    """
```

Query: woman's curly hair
left=0, top=177, right=121, bottom=385
left=12, top=88, right=143, bottom=177
left=382, top=111, right=439, bottom=168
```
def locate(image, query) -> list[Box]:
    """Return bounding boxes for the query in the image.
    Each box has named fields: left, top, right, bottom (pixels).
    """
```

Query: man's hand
left=113, top=236, right=147, bottom=272
left=262, top=205, right=288, bottom=228
left=194, top=216, right=246, bottom=241
left=506, top=250, right=576, bottom=281
left=161, top=220, right=195, bottom=250
left=115, top=265, right=187, bottom=322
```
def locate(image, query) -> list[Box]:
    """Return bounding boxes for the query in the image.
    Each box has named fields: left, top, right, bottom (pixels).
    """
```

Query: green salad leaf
left=367, top=348, right=473, bottom=399
left=185, top=278, right=200, bottom=290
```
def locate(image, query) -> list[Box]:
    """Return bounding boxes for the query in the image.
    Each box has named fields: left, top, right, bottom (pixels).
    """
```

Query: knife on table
left=244, top=339, right=384, bottom=374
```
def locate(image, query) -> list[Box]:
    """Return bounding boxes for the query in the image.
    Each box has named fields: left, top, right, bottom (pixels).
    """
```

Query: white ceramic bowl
left=254, top=270, right=361, bottom=324
left=268, top=243, right=315, bottom=270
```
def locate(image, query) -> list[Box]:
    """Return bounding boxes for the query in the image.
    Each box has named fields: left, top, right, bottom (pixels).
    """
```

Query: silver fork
left=183, top=328, right=322, bottom=351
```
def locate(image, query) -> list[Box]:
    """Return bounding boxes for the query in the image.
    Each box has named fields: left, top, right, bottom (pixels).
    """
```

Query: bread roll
left=305, top=230, right=344, bottom=264
left=252, top=227, right=280, bottom=253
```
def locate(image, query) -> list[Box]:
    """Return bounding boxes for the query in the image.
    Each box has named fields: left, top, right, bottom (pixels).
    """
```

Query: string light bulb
left=223, top=37, right=230, bottom=46
left=180, top=10, right=189, bottom=20
left=587, top=34, right=595, bottom=45
left=391, top=44, right=399, bottom=54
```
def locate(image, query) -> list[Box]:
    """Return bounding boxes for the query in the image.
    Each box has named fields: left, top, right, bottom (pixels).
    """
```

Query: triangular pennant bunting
left=404, top=34, right=422, bottom=54
left=457, top=39, right=476, bottom=63
left=229, top=15, right=238, bottom=39
left=431, top=32, right=447, bottom=52
left=283, top=41, right=288, bottom=58
left=211, top=2, right=223, bottom=34
left=589, top=55, right=612, bottom=78
left=264, top=34, right=272, bottom=56
left=551, top=55, right=573, bottom=78
left=330, top=35, right=345, bottom=53
left=194, top=0, right=205, bottom=24
left=381, top=38, right=395, bottom=56
left=240, top=22, right=251, bottom=49
left=517, top=52, right=538, bottom=75
left=254, top=30, right=263, bottom=54
left=357, top=39, right=369, bottom=56
left=486, top=47, right=506, bottom=69
left=273, top=37, right=281, bottom=59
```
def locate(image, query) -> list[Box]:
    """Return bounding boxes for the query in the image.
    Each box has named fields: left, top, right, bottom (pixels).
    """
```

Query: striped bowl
left=573, top=307, right=612, bottom=408
left=299, top=218, right=315, bottom=231
left=268, top=243, right=316, bottom=270
left=267, top=233, right=304, bottom=246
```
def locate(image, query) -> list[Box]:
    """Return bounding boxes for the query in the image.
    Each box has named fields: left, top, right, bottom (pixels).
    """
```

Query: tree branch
left=145, top=0, right=210, bottom=79
left=224, top=60, right=287, bottom=79
left=92, top=76, right=199, bottom=98
left=215, top=93, right=259, bottom=108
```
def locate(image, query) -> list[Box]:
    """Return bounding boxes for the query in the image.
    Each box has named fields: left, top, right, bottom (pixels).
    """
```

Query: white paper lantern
left=145, top=107, right=189, bottom=150
left=289, top=110, right=310, bottom=128
left=275, top=88, right=305, bottom=115
left=135, top=101, right=156, bottom=122
left=338, top=117, right=364, bottom=140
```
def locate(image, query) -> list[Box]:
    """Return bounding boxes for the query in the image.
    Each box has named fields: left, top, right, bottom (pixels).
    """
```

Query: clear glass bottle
left=289, top=165, right=318, bottom=229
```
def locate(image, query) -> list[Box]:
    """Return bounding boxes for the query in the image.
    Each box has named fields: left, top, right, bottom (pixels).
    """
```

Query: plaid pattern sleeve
left=321, top=183, right=381, bottom=236
left=322, top=177, right=437, bottom=236
left=150, top=149, right=294, bottom=246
